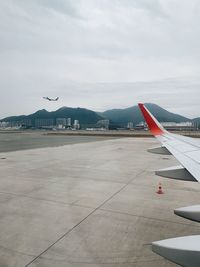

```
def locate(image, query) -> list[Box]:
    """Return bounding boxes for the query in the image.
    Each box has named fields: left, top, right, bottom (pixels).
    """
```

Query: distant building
left=96, top=119, right=109, bottom=130
left=161, top=122, right=196, bottom=131
left=127, top=122, right=134, bottom=129
left=6, top=121, right=21, bottom=128
left=66, top=118, right=71, bottom=127
left=35, top=119, right=54, bottom=128
left=56, top=118, right=66, bottom=128
left=134, top=121, right=148, bottom=130
left=21, top=119, right=32, bottom=128
left=57, top=124, right=65, bottom=129
left=0, top=121, right=10, bottom=128
left=1, top=121, right=21, bottom=128
left=73, top=120, right=80, bottom=129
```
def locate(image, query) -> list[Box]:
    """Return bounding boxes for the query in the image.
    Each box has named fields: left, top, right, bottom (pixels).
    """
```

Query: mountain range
left=100, top=103, right=191, bottom=126
left=2, top=107, right=103, bottom=127
left=1, top=103, right=200, bottom=128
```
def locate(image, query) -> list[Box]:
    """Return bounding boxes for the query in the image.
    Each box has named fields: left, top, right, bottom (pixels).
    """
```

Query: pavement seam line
left=24, top=169, right=146, bottom=266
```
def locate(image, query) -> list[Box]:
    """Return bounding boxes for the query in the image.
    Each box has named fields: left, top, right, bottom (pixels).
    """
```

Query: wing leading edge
left=138, top=103, right=200, bottom=267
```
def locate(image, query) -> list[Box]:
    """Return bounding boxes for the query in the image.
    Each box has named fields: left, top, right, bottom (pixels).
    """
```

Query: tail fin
left=138, top=103, right=166, bottom=136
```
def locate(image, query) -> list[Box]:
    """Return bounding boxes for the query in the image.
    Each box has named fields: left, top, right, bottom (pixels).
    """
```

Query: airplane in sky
left=138, top=103, right=200, bottom=267
left=43, top=97, right=59, bottom=101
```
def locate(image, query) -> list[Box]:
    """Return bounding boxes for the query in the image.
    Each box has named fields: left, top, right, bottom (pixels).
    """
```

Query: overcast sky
left=1, top=0, right=200, bottom=118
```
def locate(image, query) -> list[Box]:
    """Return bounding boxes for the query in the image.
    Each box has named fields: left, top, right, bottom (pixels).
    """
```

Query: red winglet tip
left=138, top=103, right=164, bottom=136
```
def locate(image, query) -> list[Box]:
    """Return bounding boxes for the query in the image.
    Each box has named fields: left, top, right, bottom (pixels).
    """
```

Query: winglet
left=138, top=103, right=165, bottom=136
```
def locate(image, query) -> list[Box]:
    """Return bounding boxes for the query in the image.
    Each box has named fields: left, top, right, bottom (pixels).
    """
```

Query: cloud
left=0, top=0, right=200, bottom=118
left=32, top=0, right=80, bottom=17
left=117, top=0, right=169, bottom=18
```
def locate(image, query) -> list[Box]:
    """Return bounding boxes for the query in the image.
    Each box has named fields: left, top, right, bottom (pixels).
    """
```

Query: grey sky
left=0, top=0, right=200, bottom=118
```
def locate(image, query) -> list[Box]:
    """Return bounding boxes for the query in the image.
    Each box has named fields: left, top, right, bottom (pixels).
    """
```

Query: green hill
left=101, top=103, right=190, bottom=127
left=2, top=107, right=104, bottom=127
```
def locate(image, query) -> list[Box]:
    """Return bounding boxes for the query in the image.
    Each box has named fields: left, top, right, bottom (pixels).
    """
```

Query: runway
left=0, top=137, right=199, bottom=267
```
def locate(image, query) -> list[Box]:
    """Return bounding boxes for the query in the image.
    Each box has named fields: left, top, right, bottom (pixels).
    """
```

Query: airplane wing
left=138, top=103, right=200, bottom=267
left=138, top=103, right=200, bottom=183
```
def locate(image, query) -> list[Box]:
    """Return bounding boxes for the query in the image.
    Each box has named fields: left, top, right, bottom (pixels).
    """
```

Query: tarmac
left=0, top=137, right=200, bottom=267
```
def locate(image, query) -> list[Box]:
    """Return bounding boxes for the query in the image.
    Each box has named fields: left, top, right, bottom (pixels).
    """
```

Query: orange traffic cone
left=156, top=183, right=164, bottom=194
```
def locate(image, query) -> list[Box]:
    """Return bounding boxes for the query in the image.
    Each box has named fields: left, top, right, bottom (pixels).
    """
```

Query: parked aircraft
left=138, top=103, right=200, bottom=267
left=43, top=97, right=59, bottom=101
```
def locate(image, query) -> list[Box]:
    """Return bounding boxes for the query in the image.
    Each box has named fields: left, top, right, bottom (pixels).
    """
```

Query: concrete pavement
left=0, top=138, right=199, bottom=266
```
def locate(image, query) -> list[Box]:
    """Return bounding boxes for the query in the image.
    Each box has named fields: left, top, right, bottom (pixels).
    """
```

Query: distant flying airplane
left=43, top=97, right=59, bottom=101
left=138, top=103, right=200, bottom=267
